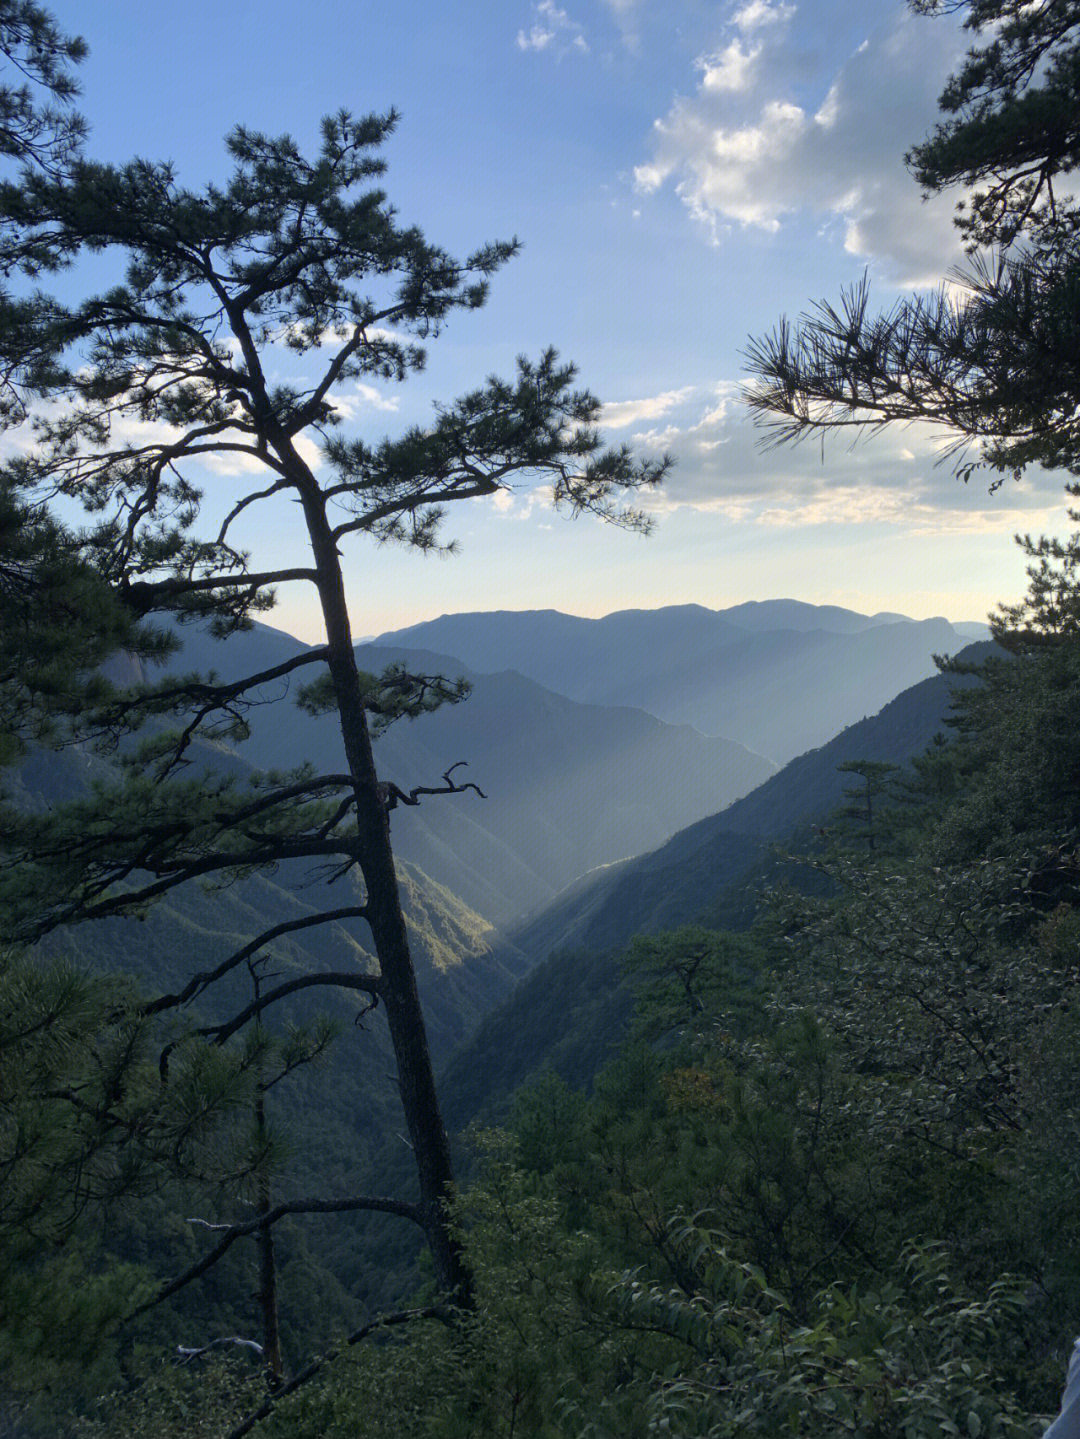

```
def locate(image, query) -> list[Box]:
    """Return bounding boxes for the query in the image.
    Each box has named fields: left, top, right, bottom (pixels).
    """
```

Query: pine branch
left=131, top=1195, right=426, bottom=1317
left=226, top=1305, right=453, bottom=1438
left=90, top=649, right=333, bottom=771
left=141, top=906, right=371, bottom=1016
left=23, top=835, right=360, bottom=933
left=122, top=568, right=319, bottom=613
left=198, top=972, right=380, bottom=1046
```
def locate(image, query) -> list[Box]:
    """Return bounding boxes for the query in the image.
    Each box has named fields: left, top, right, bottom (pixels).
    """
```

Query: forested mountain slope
left=7, top=625, right=990, bottom=1366
left=507, top=646, right=988, bottom=957
left=439, top=650, right=989, bottom=1127
left=375, top=601, right=974, bottom=762
left=13, top=739, right=527, bottom=1128
left=11, top=734, right=530, bottom=1341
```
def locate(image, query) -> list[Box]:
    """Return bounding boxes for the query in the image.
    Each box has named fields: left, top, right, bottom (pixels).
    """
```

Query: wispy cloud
left=603, top=382, right=1069, bottom=535
left=732, top=0, right=795, bottom=32
left=330, top=384, right=401, bottom=419
left=602, top=0, right=640, bottom=49
left=697, top=40, right=760, bottom=94
left=601, top=386, right=694, bottom=428
left=517, top=1, right=589, bottom=56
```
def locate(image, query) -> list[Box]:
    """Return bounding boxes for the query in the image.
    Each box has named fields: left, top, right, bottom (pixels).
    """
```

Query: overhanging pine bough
left=2, top=110, right=668, bottom=1302
left=743, top=0, right=1080, bottom=484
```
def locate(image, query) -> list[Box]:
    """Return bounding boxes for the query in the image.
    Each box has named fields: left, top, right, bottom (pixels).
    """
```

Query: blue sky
left=42, top=0, right=1069, bottom=639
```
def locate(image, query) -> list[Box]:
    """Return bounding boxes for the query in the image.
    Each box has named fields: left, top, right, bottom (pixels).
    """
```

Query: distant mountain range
left=25, top=601, right=996, bottom=1160
left=374, top=601, right=985, bottom=764
left=160, top=623, right=774, bottom=924
left=18, top=600, right=994, bottom=1307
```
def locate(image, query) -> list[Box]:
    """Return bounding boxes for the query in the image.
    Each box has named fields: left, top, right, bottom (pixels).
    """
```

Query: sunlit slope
left=17, top=735, right=528, bottom=1081
left=16, top=733, right=529, bottom=1318
left=507, top=651, right=987, bottom=958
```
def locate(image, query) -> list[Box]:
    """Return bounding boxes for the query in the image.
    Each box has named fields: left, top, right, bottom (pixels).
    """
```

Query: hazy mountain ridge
left=506, top=649, right=987, bottom=960
left=53, top=608, right=992, bottom=1156
left=155, top=622, right=774, bottom=924
left=374, top=601, right=978, bottom=763
left=17, top=608, right=991, bottom=1320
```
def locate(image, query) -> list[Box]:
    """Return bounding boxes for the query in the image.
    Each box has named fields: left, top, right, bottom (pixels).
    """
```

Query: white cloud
left=272, top=321, right=410, bottom=352
left=633, top=161, right=669, bottom=195
left=732, top=0, right=795, bottom=31
left=698, top=41, right=760, bottom=94
left=692, top=400, right=731, bottom=429
left=489, top=488, right=554, bottom=522
left=330, top=384, right=401, bottom=419
left=517, top=2, right=588, bottom=55
left=601, top=386, right=694, bottom=428
left=635, top=4, right=969, bottom=283
left=631, top=423, right=685, bottom=451
left=602, top=0, right=640, bottom=49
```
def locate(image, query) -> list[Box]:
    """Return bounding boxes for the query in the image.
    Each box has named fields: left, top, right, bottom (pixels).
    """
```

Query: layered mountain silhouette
left=375, top=601, right=978, bottom=763
left=159, top=622, right=774, bottom=923
left=506, top=652, right=986, bottom=958
left=18, top=602, right=991, bottom=1306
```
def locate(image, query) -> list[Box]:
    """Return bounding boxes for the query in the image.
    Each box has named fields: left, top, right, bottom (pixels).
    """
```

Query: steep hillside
left=14, top=728, right=530, bottom=1324
left=508, top=651, right=988, bottom=958
left=17, top=733, right=527, bottom=1078
left=375, top=602, right=974, bottom=762
left=438, top=653, right=990, bottom=1132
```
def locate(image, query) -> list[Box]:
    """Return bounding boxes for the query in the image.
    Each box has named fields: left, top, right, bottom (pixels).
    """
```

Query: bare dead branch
left=381, top=761, right=486, bottom=812
left=176, top=1336, right=264, bottom=1364
left=215, top=477, right=291, bottom=547
left=131, top=1195, right=425, bottom=1318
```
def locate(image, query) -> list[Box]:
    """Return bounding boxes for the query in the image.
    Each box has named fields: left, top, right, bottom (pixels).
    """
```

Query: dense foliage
left=40, top=561, right=1079, bottom=1435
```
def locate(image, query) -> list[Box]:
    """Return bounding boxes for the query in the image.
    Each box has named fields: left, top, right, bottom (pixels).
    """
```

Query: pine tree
left=0, top=110, right=666, bottom=1321
left=836, top=760, right=899, bottom=854
left=744, top=0, right=1080, bottom=483
left=0, top=4, right=174, bottom=764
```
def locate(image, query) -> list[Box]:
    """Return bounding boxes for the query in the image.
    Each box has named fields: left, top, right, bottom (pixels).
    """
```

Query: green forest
left=3, top=0, right=1080, bottom=1434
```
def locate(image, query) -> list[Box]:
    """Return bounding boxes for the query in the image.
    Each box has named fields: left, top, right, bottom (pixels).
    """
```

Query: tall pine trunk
left=299, top=480, right=470, bottom=1304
